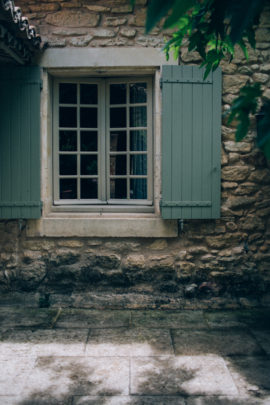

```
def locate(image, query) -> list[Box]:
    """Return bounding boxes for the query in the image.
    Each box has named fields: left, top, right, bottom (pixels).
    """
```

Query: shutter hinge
left=160, top=78, right=163, bottom=90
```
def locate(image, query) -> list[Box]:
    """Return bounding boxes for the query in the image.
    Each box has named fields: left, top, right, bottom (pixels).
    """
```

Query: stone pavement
left=0, top=306, right=270, bottom=405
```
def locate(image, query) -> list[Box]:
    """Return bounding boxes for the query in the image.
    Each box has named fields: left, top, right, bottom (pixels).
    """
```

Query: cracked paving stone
left=0, top=328, right=88, bottom=357
left=131, top=310, right=208, bottom=329
left=55, top=309, right=131, bottom=329
left=23, top=356, right=129, bottom=397
left=131, top=355, right=238, bottom=396
left=172, top=329, right=263, bottom=356
left=85, top=328, right=173, bottom=356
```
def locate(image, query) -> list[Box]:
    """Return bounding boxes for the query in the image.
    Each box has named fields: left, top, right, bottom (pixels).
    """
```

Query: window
left=53, top=77, right=153, bottom=211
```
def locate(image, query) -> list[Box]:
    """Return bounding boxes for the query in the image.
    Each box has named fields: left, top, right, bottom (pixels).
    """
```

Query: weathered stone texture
left=2, top=2, right=270, bottom=308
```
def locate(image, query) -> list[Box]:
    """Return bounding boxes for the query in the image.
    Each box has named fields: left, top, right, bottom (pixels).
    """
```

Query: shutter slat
left=161, top=65, right=221, bottom=219
left=0, top=66, right=42, bottom=219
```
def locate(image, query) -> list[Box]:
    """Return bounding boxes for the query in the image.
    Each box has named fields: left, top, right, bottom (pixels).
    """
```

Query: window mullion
left=100, top=80, right=106, bottom=202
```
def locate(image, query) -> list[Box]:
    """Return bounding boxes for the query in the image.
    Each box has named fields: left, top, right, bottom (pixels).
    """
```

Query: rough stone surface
left=2, top=2, right=270, bottom=308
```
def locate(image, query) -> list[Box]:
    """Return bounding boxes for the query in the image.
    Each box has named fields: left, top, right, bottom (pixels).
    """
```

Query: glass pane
left=60, top=155, right=77, bottom=175
left=110, top=107, right=126, bottom=128
left=130, top=106, right=147, bottom=127
left=110, top=84, right=126, bottom=104
left=130, top=130, right=147, bottom=151
left=80, top=84, right=97, bottom=105
left=59, top=83, right=77, bottom=104
left=81, top=178, right=98, bottom=199
left=80, top=107, right=97, bottom=128
left=81, top=155, right=98, bottom=175
left=110, top=131, right=126, bottom=151
left=130, top=178, right=147, bottom=199
left=110, top=179, right=127, bottom=199
left=110, top=155, right=126, bottom=175
left=81, top=131, right=97, bottom=151
left=60, top=178, right=77, bottom=199
left=59, top=107, right=77, bottom=128
left=130, top=154, right=147, bottom=175
left=59, top=131, right=77, bottom=151
left=130, top=83, right=147, bottom=103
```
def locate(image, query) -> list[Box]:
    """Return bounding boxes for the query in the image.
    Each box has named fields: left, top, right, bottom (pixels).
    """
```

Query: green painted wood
left=161, top=65, right=221, bottom=219
left=0, top=66, right=42, bottom=219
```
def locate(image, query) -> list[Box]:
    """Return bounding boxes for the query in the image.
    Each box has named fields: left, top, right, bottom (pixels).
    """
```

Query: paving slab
left=0, top=357, right=36, bottom=396
left=0, top=396, right=72, bottom=405
left=131, top=310, right=207, bottom=329
left=172, top=329, right=263, bottom=356
left=0, top=307, right=55, bottom=328
left=55, top=309, right=131, bottom=329
left=85, top=328, right=173, bottom=357
left=23, top=356, right=129, bottom=398
left=187, top=397, right=270, bottom=405
left=73, top=396, right=186, bottom=404
left=131, top=355, right=238, bottom=396
left=225, top=356, right=270, bottom=396
left=236, top=309, right=270, bottom=330
left=0, top=328, right=88, bottom=357
left=204, top=311, right=248, bottom=329
left=251, top=330, right=270, bottom=355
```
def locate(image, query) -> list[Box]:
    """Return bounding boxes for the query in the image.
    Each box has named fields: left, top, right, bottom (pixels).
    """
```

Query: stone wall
left=0, top=0, right=270, bottom=309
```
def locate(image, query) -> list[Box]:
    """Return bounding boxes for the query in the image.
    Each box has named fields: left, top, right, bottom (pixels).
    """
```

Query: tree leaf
left=163, top=0, right=196, bottom=29
left=145, top=0, right=175, bottom=33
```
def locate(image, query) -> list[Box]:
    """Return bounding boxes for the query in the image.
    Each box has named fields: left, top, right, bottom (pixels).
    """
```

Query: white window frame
left=53, top=76, right=154, bottom=213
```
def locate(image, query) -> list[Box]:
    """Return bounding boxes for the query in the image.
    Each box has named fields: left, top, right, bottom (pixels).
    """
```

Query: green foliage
left=226, top=83, right=261, bottom=141
left=256, top=101, right=270, bottom=160
left=132, top=0, right=270, bottom=159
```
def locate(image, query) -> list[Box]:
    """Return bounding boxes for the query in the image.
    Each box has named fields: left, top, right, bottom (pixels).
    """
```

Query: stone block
left=104, top=17, right=127, bottom=26
left=85, top=327, right=173, bottom=356
left=131, top=310, right=207, bottom=329
left=222, top=166, right=250, bottom=182
left=55, top=309, right=130, bottom=328
left=172, top=329, right=263, bottom=356
left=45, top=10, right=100, bottom=27
left=120, top=27, right=136, bottom=38
left=24, top=357, right=129, bottom=397
left=131, top=356, right=238, bottom=396
left=0, top=328, right=88, bottom=357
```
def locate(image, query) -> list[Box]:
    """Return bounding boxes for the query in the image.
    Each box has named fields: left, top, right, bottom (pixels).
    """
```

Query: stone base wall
left=0, top=0, right=269, bottom=308
left=1, top=215, right=270, bottom=308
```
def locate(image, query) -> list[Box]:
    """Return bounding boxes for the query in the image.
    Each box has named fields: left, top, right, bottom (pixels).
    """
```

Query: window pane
left=60, top=155, right=77, bottom=175
left=81, top=155, right=98, bottom=175
left=110, top=107, right=126, bottom=128
left=110, top=179, right=127, bottom=199
left=80, top=108, right=97, bottom=128
left=59, top=107, right=77, bottom=128
left=80, top=84, right=97, bottom=105
left=81, top=131, right=97, bottom=151
left=130, top=154, right=147, bottom=175
left=130, top=130, right=147, bottom=151
left=60, top=179, right=77, bottom=199
left=130, top=106, right=147, bottom=127
left=130, top=83, right=147, bottom=103
left=81, top=178, right=98, bottom=199
left=110, top=84, right=126, bottom=104
left=130, top=178, right=147, bottom=199
left=110, top=131, right=126, bottom=151
left=59, top=131, right=77, bottom=151
left=59, top=83, right=77, bottom=104
left=110, top=155, right=126, bottom=175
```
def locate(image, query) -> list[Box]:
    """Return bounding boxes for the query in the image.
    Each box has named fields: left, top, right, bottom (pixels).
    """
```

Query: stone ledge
left=26, top=217, right=178, bottom=238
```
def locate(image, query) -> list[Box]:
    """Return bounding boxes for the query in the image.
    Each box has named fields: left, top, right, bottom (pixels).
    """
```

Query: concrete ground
left=0, top=306, right=270, bottom=405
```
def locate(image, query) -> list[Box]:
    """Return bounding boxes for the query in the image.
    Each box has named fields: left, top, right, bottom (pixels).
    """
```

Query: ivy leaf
left=257, top=101, right=270, bottom=160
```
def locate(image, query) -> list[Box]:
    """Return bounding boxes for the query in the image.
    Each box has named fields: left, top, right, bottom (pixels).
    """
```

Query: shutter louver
left=0, top=66, right=42, bottom=219
left=161, top=65, right=221, bottom=219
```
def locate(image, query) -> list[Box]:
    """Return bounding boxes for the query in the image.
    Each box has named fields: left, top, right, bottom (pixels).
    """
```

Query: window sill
left=26, top=216, right=178, bottom=238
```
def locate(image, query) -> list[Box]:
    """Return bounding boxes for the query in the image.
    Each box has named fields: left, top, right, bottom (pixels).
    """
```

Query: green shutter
left=160, top=65, right=221, bottom=219
left=0, top=66, right=42, bottom=219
